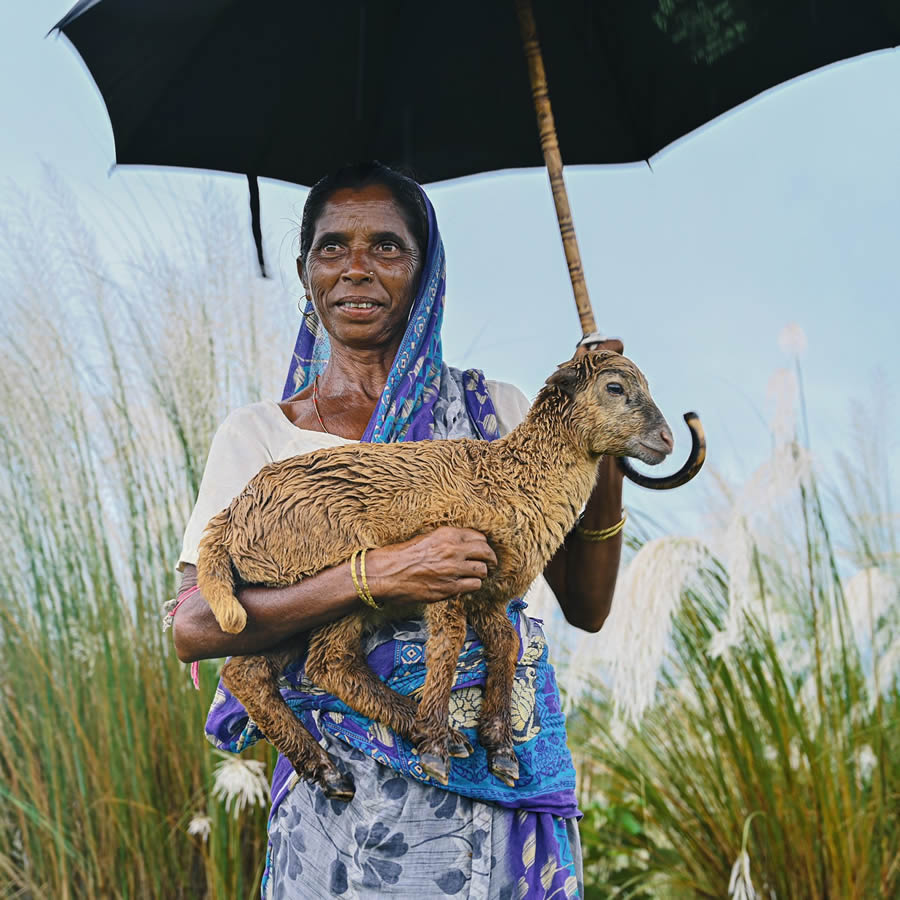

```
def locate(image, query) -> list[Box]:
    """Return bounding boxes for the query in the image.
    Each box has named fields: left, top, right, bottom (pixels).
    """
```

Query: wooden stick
left=515, top=0, right=596, bottom=337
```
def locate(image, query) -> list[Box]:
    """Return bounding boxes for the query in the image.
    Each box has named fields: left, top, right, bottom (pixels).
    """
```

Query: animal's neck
left=492, top=388, right=602, bottom=558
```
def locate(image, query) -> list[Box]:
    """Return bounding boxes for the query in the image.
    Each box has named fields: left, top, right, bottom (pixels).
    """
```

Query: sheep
left=197, top=350, right=673, bottom=800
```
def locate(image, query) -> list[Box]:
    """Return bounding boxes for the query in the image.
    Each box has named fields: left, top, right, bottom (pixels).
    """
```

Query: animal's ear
left=546, top=363, right=580, bottom=396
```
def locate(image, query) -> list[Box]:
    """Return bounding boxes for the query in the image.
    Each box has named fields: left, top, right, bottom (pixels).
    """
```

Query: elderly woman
left=172, top=162, right=625, bottom=899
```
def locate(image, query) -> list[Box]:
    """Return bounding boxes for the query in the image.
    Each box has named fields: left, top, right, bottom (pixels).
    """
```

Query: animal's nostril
left=660, top=428, right=674, bottom=451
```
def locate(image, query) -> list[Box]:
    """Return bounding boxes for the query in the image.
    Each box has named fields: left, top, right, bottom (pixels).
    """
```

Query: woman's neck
left=293, top=342, right=399, bottom=439
left=319, top=342, right=399, bottom=402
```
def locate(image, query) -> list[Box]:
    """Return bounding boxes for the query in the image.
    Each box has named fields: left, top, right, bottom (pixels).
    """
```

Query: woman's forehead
left=314, top=185, right=412, bottom=237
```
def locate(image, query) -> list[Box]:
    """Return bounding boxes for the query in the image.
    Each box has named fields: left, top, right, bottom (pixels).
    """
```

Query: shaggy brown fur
left=197, top=351, right=672, bottom=799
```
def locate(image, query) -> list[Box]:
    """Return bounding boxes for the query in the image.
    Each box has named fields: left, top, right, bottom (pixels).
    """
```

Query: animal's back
left=221, top=437, right=527, bottom=589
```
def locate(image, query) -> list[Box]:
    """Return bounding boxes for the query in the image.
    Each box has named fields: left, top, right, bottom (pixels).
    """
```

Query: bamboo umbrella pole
left=515, top=0, right=707, bottom=490
left=515, top=0, right=598, bottom=340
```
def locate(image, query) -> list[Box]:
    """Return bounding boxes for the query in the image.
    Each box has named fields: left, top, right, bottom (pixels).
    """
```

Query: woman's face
left=300, top=184, right=423, bottom=352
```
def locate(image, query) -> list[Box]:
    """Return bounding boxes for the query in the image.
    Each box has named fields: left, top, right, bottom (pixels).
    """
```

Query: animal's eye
left=606, top=382, right=624, bottom=395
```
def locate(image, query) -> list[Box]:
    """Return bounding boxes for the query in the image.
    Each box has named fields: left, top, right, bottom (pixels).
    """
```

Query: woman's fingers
left=453, top=578, right=486, bottom=595
left=439, top=526, right=497, bottom=567
left=366, top=526, right=498, bottom=605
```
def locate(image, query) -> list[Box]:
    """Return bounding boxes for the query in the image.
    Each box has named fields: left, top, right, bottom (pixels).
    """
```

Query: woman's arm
left=543, top=337, right=626, bottom=632
left=173, top=526, right=497, bottom=662
left=543, top=455, right=624, bottom=632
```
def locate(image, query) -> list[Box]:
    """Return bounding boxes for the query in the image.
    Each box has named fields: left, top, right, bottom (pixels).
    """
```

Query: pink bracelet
left=172, top=584, right=201, bottom=616
left=162, top=585, right=202, bottom=690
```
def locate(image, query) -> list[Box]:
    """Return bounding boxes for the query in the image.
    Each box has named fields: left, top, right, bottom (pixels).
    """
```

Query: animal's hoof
left=321, top=770, right=355, bottom=802
left=488, top=749, right=519, bottom=787
left=448, top=730, right=473, bottom=759
left=420, top=750, right=450, bottom=785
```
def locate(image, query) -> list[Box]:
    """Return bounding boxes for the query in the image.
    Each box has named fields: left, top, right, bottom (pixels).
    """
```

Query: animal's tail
left=197, top=510, right=247, bottom=634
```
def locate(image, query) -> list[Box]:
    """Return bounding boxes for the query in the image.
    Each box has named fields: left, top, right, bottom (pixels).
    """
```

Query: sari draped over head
left=204, top=189, right=581, bottom=898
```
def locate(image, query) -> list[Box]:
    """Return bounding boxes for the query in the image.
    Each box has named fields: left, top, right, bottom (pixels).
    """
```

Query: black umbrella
left=51, top=0, right=899, bottom=486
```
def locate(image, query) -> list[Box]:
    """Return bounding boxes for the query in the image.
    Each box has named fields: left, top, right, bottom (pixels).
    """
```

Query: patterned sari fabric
left=205, top=190, right=582, bottom=897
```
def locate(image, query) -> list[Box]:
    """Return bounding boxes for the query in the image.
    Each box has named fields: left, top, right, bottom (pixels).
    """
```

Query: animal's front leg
left=306, top=618, right=473, bottom=760
left=467, top=603, right=520, bottom=787
left=413, top=597, right=468, bottom=785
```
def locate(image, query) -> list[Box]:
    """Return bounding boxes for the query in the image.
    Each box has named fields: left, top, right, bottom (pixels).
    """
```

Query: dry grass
left=0, top=178, right=292, bottom=898
left=1, top=178, right=896, bottom=898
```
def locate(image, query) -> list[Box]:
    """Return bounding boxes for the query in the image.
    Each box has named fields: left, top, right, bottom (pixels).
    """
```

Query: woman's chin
left=324, top=317, right=405, bottom=353
left=334, top=304, right=385, bottom=323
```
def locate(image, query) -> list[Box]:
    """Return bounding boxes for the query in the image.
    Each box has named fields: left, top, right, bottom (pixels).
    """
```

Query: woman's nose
left=341, top=248, right=374, bottom=282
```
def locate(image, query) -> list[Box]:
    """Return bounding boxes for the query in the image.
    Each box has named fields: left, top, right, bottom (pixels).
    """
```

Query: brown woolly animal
left=197, top=351, right=673, bottom=800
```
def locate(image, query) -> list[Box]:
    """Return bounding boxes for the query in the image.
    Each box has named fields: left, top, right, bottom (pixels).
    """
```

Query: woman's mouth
left=338, top=300, right=378, bottom=309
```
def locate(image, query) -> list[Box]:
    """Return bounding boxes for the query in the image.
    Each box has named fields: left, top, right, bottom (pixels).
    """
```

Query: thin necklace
left=312, top=375, right=331, bottom=434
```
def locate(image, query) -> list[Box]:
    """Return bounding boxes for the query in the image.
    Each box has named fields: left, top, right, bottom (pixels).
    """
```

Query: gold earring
left=299, top=294, right=318, bottom=320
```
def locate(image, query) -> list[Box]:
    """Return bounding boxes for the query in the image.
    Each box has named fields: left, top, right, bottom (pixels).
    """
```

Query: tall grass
left=570, top=371, right=899, bottom=897
left=1, top=180, right=896, bottom=898
left=0, top=179, right=292, bottom=898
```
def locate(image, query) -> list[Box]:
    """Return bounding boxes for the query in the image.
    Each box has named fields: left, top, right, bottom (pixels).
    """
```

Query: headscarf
left=281, top=188, right=492, bottom=443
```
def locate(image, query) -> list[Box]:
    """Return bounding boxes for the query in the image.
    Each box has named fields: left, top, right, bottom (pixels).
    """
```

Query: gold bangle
left=359, top=548, right=381, bottom=608
left=350, top=548, right=381, bottom=609
left=574, top=511, right=627, bottom=542
left=350, top=548, right=364, bottom=597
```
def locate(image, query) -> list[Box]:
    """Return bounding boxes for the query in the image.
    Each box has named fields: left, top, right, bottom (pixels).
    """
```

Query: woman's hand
left=366, top=527, right=497, bottom=606
left=173, top=527, right=496, bottom=662
left=574, top=336, right=624, bottom=358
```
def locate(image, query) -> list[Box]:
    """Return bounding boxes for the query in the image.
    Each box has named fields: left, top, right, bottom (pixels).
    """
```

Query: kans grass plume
left=211, top=752, right=270, bottom=818
left=1, top=179, right=896, bottom=899
left=0, top=175, right=294, bottom=898
left=569, top=327, right=898, bottom=898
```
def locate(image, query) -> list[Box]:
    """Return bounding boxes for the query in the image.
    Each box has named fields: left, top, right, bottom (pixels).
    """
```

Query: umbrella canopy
left=55, top=0, right=899, bottom=186
left=51, top=0, right=898, bottom=490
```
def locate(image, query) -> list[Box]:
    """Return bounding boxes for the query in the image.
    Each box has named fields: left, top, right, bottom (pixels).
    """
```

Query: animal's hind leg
left=221, top=650, right=355, bottom=801
left=413, top=598, right=468, bottom=785
left=467, top=603, right=520, bottom=787
left=306, top=618, right=473, bottom=760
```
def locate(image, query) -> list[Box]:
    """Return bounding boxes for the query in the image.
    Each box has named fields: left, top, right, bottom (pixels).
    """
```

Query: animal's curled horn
left=618, top=412, right=706, bottom=490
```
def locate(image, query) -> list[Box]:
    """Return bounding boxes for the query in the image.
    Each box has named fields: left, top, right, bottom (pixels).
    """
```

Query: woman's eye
left=378, top=241, right=400, bottom=252
left=606, top=383, right=624, bottom=395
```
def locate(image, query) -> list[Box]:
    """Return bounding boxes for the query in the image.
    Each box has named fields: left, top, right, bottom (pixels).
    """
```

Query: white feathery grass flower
left=875, top=635, right=900, bottom=700
left=710, top=442, right=815, bottom=658
left=766, top=367, right=799, bottom=445
left=777, top=322, right=807, bottom=357
left=729, top=812, right=764, bottom=900
left=728, top=850, right=759, bottom=900
left=187, top=813, right=212, bottom=842
left=841, top=567, right=899, bottom=705
left=211, top=751, right=269, bottom=818
left=579, top=536, right=712, bottom=724
left=856, top=745, right=877, bottom=783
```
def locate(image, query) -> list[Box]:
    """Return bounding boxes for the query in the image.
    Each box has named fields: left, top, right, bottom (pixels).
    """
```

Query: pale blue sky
left=2, top=2, right=898, bottom=529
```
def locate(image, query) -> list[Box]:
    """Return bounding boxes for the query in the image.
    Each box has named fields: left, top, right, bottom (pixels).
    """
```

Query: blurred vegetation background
left=1, top=182, right=896, bottom=898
